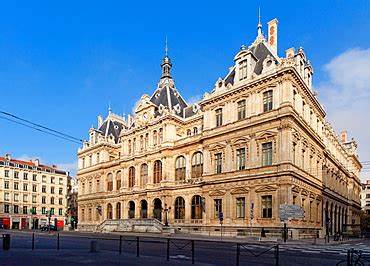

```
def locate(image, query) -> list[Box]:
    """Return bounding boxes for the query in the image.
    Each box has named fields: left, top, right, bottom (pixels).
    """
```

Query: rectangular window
left=5, top=170, right=9, bottom=177
left=23, top=206, right=28, bottom=214
left=237, top=100, right=246, bottom=120
left=51, top=187, right=55, bottom=194
left=4, top=181, right=9, bottom=189
left=32, top=195, right=37, bottom=203
left=14, top=205, right=19, bottom=214
left=215, top=153, right=222, bottom=174
left=33, top=174, right=37, bottom=181
left=42, top=175, right=46, bottom=183
left=59, top=198, right=63, bottom=205
left=50, top=197, right=55, bottom=204
left=59, top=208, right=63, bottom=216
left=51, top=176, right=55, bottom=184
left=262, top=142, right=273, bottom=166
left=23, top=194, right=28, bottom=202
left=263, top=90, right=273, bottom=112
left=23, top=173, right=28, bottom=180
left=23, top=183, right=28, bottom=191
left=236, top=148, right=246, bottom=170
left=42, top=196, right=46, bottom=204
left=42, top=186, right=46, bottom=193
left=32, top=185, right=37, bottom=192
left=4, top=192, right=9, bottom=201
left=239, top=60, right=248, bottom=80
left=215, top=109, right=223, bottom=127
left=262, top=195, right=272, bottom=218
left=14, top=171, right=19, bottom=179
left=50, top=208, right=55, bottom=215
left=42, top=207, right=46, bottom=214
left=14, top=193, right=19, bottom=201
left=4, top=204, right=9, bottom=213
left=14, top=182, right=19, bottom=190
left=214, top=199, right=222, bottom=219
left=59, top=188, right=63, bottom=195
left=236, top=197, right=246, bottom=218
left=59, top=178, right=63, bottom=185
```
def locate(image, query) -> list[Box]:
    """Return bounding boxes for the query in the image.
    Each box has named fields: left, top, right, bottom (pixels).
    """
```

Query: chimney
left=267, top=18, right=278, bottom=54
left=34, top=159, right=40, bottom=167
left=5, top=153, right=11, bottom=160
left=340, top=131, right=347, bottom=143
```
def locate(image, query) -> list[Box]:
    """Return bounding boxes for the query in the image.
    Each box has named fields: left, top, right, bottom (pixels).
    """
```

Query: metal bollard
left=90, top=240, right=98, bottom=253
left=3, top=234, right=10, bottom=251
left=236, top=243, right=240, bottom=266
left=119, top=236, right=122, bottom=254
left=32, top=233, right=35, bottom=250
left=167, top=239, right=170, bottom=261
left=275, top=244, right=279, bottom=266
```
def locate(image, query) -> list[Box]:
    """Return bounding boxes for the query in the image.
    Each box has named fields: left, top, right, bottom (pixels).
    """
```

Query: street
left=0, top=230, right=369, bottom=265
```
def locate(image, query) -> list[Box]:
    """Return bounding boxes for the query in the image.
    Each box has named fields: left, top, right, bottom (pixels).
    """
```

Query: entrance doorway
left=140, top=200, right=148, bottom=218
left=153, top=198, right=162, bottom=221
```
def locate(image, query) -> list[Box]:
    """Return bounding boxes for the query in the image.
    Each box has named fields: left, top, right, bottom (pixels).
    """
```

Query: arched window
left=175, top=156, right=186, bottom=181
left=153, top=160, right=162, bottom=183
left=107, top=203, right=113, bottom=219
left=140, top=164, right=148, bottom=186
left=193, top=127, right=198, bottom=135
left=140, top=135, right=144, bottom=151
left=132, top=138, right=136, bottom=153
left=116, top=171, right=122, bottom=190
left=144, top=133, right=149, bottom=150
left=128, top=140, right=132, bottom=154
left=191, top=152, right=203, bottom=178
left=107, top=173, right=113, bottom=191
left=187, top=129, right=192, bottom=136
left=129, top=167, right=135, bottom=187
left=159, top=128, right=163, bottom=144
left=153, top=130, right=158, bottom=146
left=174, top=197, right=185, bottom=220
left=191, top=195, right=203, bottom=219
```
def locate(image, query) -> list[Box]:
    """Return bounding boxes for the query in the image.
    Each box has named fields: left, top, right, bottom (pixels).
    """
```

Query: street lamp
left=163, top=204, right=170, bottom=227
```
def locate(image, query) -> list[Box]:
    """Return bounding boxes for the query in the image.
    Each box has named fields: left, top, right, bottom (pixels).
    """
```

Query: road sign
left=279, top=204, right=304, bottom=221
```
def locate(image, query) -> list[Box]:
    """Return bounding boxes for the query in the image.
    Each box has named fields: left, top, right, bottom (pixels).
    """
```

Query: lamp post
left=163, top=204, right=170, bottom=227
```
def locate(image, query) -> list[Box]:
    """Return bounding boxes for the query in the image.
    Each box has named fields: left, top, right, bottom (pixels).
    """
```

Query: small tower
left=161, top=37, right=172, bottom=79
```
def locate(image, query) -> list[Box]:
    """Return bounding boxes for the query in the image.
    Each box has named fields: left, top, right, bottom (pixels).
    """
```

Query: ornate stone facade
left=77, top=17, right=362, bottom=237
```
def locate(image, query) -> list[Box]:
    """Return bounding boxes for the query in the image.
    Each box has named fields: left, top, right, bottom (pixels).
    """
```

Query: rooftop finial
left=108, top=102, right=112, bottom=115
left=257, top=7, right=262, bottom=37
left=165, top=35, right=168, bottom=56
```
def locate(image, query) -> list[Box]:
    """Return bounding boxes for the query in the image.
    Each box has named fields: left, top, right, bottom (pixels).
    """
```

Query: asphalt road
left=0, top=230, right=369, bottom=266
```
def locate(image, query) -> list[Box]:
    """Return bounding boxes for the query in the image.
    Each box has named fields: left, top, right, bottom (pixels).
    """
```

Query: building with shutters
left=77, top=16, right=362, bottom=237
left=0, top=154, right=70, bottom=230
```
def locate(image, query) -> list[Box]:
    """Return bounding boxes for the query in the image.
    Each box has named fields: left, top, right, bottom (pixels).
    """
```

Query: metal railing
left=0, top=232, right=279, bottom=265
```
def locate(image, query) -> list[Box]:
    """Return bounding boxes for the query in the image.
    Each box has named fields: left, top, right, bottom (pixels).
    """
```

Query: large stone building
left=0, top=154, right=70, bottom=229
left=77, top=17, right=362, bottom=237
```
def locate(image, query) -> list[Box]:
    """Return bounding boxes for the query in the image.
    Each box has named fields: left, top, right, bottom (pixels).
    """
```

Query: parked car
left=40, top=224, right=57, bottom=231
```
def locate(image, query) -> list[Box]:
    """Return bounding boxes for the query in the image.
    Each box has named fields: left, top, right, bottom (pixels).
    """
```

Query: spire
left=108, top=102, right=112, bottom=115
left=161, top=36, right=172, bottom=79
left=257, top=7, right=262, bottom=38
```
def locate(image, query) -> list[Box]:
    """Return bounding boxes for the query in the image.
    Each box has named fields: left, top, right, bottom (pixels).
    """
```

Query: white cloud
left=187, top=94, right=203, bottom=105
left=317, top=48, right=370, bottom=182
left=57, top=162, right=78, bottom=176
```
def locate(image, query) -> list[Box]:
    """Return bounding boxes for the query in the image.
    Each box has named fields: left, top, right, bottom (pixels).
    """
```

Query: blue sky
left=1, top=1, right=370, bottom=178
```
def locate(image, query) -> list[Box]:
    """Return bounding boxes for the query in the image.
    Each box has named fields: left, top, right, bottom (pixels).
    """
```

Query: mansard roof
left=98, top=117, right=125, bottom=143
left=250, top=42, right=276, bottom=74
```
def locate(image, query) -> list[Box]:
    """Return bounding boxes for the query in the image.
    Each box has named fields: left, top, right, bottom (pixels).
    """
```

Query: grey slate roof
left=250, top=42, right=276, bottom=75
left=98, top=119, right=124, bottom=143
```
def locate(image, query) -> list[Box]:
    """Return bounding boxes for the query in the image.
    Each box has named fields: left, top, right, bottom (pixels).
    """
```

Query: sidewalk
left=0, top=249, right=211, bottom=266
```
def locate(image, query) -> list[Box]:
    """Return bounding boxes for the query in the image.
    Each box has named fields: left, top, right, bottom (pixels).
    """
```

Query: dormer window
left=239, top=60, right=248, bottom=80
